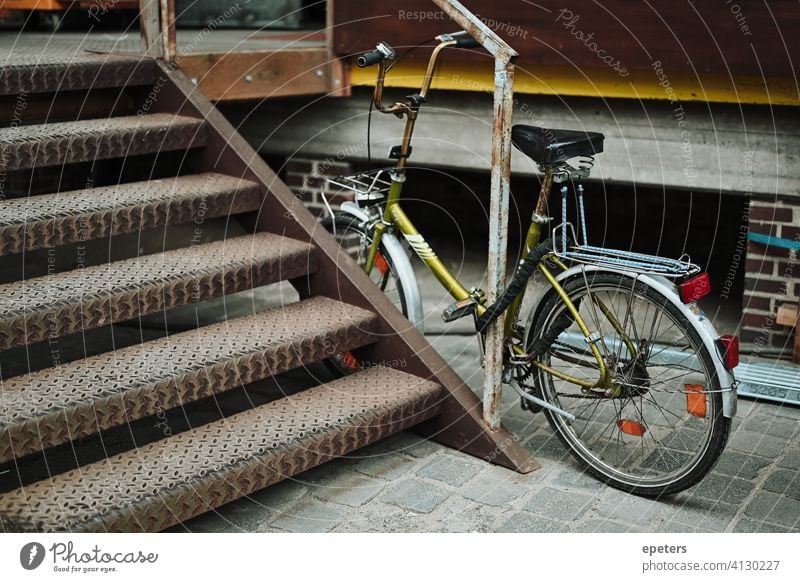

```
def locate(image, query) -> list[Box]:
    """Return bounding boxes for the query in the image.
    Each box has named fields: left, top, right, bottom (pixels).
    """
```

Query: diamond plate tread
left=0, top=173, right=263, bottom=256
left=0, top=55, right=158, bottom=96
left=0, top=296, right=380, bottom=464
left=0, top=233, right=315, bottom=350
left=0, top=367, right=443, bottom=532
left=0, top=113, right=205, bottom=172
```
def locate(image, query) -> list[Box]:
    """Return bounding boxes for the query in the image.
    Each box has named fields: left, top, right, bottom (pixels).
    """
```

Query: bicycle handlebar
left=436, top=30, right=480, bottom=48
left=357, top=41, right=396, bottom=68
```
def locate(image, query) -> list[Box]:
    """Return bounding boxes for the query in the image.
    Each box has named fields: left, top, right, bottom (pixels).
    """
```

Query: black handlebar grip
left=455, top=34, right=480, bottom=48
left=357, top=49, right=384, bottom=68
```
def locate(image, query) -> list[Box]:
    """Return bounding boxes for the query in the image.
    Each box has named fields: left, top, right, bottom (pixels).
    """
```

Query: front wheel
left=321, top=211, right=422, bottom=374
left=525, top=270, right=730, bottom=497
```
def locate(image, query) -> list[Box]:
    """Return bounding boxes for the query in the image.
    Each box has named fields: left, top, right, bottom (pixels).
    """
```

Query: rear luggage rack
left=553, top=184, right=701, bottom=278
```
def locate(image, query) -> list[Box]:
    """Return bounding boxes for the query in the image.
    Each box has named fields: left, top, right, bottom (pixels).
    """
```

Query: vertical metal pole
left=160, top=0, right=176, bottom=62
left=139, top=0, right=163, bottom=58
left=483, top=58, right=515, bottom=430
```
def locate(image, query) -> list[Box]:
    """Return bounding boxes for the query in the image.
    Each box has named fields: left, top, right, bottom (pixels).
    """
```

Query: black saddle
left=512, top=125, right=604, bottom=166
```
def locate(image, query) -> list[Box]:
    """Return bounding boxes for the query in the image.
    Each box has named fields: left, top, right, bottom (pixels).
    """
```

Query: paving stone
left=692, top=473, right=756, bottom=505
left=329, top=502, right=412, bottom=533
left=524, top=486, right=593, bottom=521
left=595, top=493, right=666, bottom=526
left=311, top=471, right=385, bottom=507
left=551, top=465, right=605, bottom=493
left=428, top=496, right=495, bottom=533
left=763, top=469, right=800, bottom=500
left=733, top=518, right=791, bottom=533
left=381, top=479, right=451, bottom=513
left=744, top=491, right=800, bottom=530
left=777, top=450, right=800, bottom=471
left=573, top=518, right=633, bottom=533
left=461, top=472, right=531, bottom=507
left=742, top=414, right=799, bottom=439
left=728, top=429, right=787, bottom=458
left=713, top=450, right=772, bottom=480
left=176, top=479, right=309, bottom=532
left=352, top=451, right=417, bottom=480
left=402, top=436, right=443, bottom=459
left=659, top=497, right=738, bottom=532
left=268, top=498, right=348, bottom=533
left=523, top=432, right=571, bottom=461
left=417, top=454, right=484, bottom=487
left=497, top=511, right=570, bottom=533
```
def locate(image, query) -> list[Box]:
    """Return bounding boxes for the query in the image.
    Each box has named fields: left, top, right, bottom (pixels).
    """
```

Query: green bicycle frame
left=359, top=38, right=637, bottom=391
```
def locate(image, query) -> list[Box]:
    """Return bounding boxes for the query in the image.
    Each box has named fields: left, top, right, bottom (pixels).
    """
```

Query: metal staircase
left=0, top=48, right=534, bottom=532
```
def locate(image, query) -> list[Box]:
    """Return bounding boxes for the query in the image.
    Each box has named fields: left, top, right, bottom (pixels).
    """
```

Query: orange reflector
left=685, top=384, right=707, bottom=418
left=617, top=419, right=647, bottom=437
left=340, top=351, right=360, bottom=372
left=374, top=253, right=389, bottom=275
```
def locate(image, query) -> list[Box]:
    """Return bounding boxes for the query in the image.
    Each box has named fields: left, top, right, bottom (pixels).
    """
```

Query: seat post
left=535, top=166, right=555, bottom=217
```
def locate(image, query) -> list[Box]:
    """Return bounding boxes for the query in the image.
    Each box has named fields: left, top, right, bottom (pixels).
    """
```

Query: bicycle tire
left=526, top=270, right=730, bottom=497
left=321, top=211, right=420, bottom=374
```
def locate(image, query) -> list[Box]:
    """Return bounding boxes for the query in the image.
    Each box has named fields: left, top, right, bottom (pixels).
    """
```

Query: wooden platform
left=0, top=29, right=345, bottom=101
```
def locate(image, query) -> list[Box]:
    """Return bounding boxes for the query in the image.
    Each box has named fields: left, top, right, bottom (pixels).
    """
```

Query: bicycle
left=321, top=31, right=739, bottom=496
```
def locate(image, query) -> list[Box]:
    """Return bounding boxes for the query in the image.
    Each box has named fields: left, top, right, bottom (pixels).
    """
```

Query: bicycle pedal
left=442, top=297, right=478, bottom=323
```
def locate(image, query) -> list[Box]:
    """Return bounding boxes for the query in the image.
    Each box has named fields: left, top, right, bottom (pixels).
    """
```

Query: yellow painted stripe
left=351, top=60, right=799, bottom=106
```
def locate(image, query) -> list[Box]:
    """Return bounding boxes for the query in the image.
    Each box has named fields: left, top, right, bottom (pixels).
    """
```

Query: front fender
left=337, top=203, right=424, bottom=331
left=526, top=265, right=737, bottom=418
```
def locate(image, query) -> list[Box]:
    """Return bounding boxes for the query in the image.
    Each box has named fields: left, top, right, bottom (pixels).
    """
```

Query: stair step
left=0, top=296, right=379, bottom=463
left=0, top=113, right=205, bottom=172
left=0, top=233, right=315, bottom=350
left=0, top=173, right=263, bottom=256
left=0, top=367, right=443, bottom=532
left=0, top=55, right=158, bottom=96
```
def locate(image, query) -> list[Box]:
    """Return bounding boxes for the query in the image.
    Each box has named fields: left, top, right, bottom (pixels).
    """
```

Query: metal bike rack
left=433, top=0, right=518, bottom=430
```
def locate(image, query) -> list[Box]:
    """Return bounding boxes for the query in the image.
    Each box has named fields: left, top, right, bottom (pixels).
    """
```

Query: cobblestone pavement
left=174, top=258, right=800, bottom=533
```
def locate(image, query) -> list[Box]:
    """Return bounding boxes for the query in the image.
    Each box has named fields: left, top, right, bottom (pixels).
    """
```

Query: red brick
left=745, top=258, right=774, bottom=274
left=743, top=294, right=772, bottom=311
left=743, top=313, right=776, bottom=328
left=781, top=225, right=800, bottom=241
left=748, top=241, right=791, bottom=259
left=749, top=205, right=793, bottom=222
left=749, top=222, right=778, bottom=237
left=744, top=277, right=787, bottom=294
left=777, top=261, right=798, bottom=278
left=285, top=174, right=305, bottom=188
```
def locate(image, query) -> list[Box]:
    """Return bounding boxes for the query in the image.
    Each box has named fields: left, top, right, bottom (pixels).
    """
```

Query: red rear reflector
left=685, top=384, right=707, bottom=418
left=374, top=252, right=389, bottom=275
left=717, top=335, right=739, bottom=369
left=680, top=272, right=711, bottom=303
left=617, top=419, right=647, bottom=437
left=340, top=351, right=360, bottom=372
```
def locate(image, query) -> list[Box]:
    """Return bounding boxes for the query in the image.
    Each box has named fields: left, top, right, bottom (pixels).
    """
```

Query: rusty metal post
left=483, top=58, right=515, bottom=429
left=432, top=0, right=517, bottom=429
left=138, top=0, right=163, bottom=58
left=160, top=0, right=177, bottom=62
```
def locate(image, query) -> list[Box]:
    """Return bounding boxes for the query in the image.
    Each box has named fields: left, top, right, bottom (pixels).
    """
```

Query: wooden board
left=333, top=0, right=799, bottom=79
left=177, top=49, right=331, bottom=101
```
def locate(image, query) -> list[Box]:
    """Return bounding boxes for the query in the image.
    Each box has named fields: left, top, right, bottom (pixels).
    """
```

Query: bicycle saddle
left=512, top=125, right=604, bottom=166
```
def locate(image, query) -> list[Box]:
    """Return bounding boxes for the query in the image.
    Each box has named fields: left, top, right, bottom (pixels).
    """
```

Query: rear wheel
left=526, top=271, right=730, bottom=496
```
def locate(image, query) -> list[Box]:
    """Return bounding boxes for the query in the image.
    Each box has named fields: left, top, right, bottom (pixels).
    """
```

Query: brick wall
left=742, top=196, right=799, bottom=355
left=284, top=157, right=354, bottom=217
